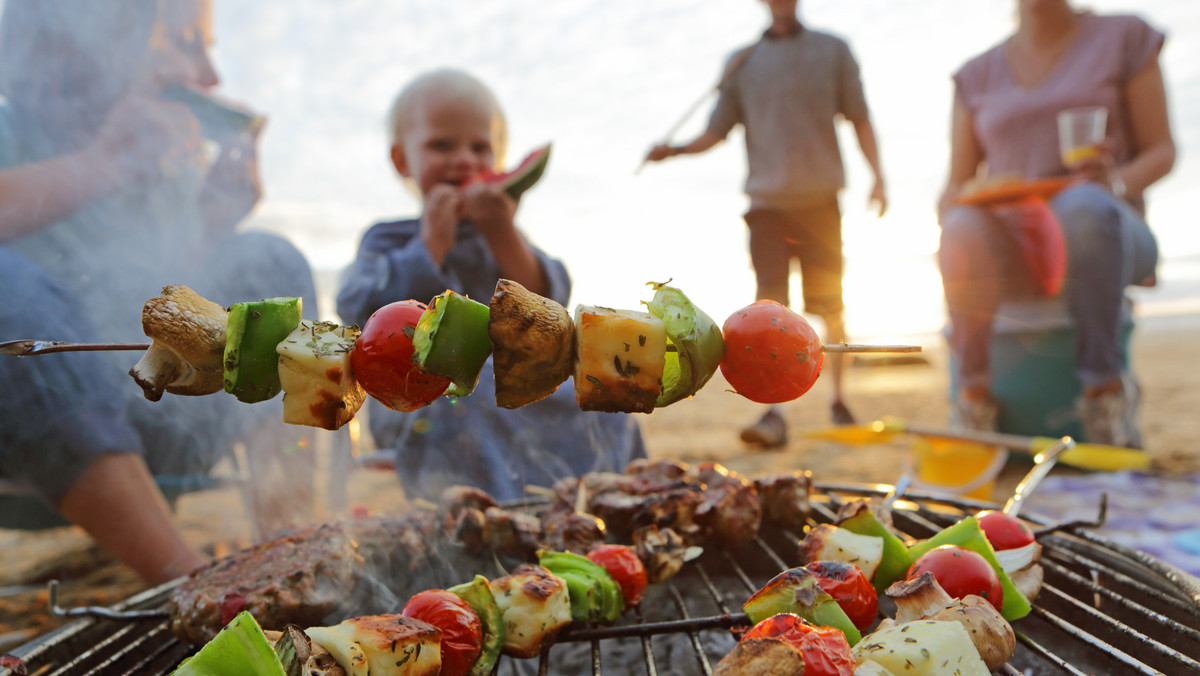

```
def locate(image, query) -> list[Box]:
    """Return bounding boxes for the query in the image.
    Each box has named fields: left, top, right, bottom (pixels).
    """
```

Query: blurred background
left=196, top=0, right=1199, bottom=343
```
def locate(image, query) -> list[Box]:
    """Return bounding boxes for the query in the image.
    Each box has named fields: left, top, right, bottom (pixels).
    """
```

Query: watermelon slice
left=473, top=143, right=551, bottom=199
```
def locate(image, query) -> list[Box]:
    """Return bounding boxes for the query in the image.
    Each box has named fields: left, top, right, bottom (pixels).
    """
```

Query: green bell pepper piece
left=449, top=575, right=505, bottom=676
left=906, top=516, right=1032, bottom=621
left=172, top=610, right=285, bottom=675
left=837, top=505, right=915, bottom=594
left=644, top=282, right=725, bottom=407
left=224, top=297, right=303, bottom=403
left=412, top=290, right=493, bottom=398
left=743, top=566, right=863, bottom=646
left=538, top=550, right=624, bottom=624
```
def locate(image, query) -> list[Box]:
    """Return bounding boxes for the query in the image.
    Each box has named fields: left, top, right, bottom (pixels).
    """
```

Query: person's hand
left=644, top=144, right=676, bottom=163
left=462, top=181, right=517, bottom=239
left=420, top=183, right=463, bottom=264
left=85, top=95, right=202, bottom=187
left=869, top=178, right=888, bottom=218
left=1066, top=140, right=1118, bottom=192
left=199, top=124, right=264, bottom=240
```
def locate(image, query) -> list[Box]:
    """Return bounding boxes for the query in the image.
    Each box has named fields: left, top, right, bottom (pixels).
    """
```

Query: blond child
left=337, top=69, right=646, bottom=501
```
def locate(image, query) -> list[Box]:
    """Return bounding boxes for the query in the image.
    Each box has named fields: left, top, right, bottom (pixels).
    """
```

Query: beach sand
left=2, top=312, right=1198, bottom=650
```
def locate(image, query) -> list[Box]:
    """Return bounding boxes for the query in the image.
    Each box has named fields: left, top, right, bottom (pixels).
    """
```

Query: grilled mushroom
left=488, top=279, right=576, bottom=408
left=128, top=284, right=228, bottom=401
left=886, top=572, right=1016, bottom=671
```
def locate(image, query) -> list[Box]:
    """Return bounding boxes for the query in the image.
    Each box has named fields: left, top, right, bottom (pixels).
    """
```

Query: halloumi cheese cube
left=490, top=564, right=572, bottom=658
left=276, top=320, right=366, bottom=430
left=306, top=614, right=442, bottom=676
left=573, top=305, right=667, bottom=413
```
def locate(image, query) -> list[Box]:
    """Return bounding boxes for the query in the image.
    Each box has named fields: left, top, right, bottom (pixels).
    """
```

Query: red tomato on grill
left=586, top=544, right=649, bottom=606
left=976, top=510, right=1036, bottom=551
left=351, top=300, right=450, bottom=411
left=907, top=545, right=1004, bottom=612
left=804, top=560, right=878, bottom=632
left=719, top=300, right=824, bottom=404
left=400, top=589, right=483, bottom=676
left=742, top=613, right=855, bottom=676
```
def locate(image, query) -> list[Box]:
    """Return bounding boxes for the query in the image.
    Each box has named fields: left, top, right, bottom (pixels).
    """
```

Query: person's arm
left=0, top=149, right=124, bottom=241
left=937, top=95, right=984, bottom=220
left=851, top=116, right=888, bottom=217
left=463, top=182, right=550, bottom=296
left=1112, top=59, right=1175, bottom=198
left=0, top=95, right=200, bottom=242
left=645, top=131, right=725, bottom=162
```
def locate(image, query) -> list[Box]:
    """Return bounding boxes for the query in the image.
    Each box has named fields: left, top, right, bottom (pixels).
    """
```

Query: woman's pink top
left=953, top=13, right=1164, bottom=183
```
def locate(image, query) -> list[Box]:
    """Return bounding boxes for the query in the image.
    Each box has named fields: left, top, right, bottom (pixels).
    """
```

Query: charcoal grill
left=5, top=482, right=1199, bottom=676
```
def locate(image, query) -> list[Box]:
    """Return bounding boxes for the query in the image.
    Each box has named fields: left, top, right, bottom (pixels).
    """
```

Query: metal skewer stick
left=0, top=339, right=151, bottom=356
left=821, top=344, right=921, bottom=354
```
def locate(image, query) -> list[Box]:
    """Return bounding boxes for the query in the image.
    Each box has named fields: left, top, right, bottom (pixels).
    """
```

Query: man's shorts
left=744, top=198, right=844, bottom=316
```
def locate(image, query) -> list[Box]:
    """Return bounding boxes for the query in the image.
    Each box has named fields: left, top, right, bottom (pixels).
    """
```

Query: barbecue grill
left=5, top=482, right=1199, bottom=676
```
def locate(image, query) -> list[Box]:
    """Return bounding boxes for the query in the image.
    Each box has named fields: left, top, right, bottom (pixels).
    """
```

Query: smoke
left=0, top=1, right=321, bottom=534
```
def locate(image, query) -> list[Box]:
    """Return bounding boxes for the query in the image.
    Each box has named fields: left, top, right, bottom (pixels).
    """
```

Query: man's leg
left=794, top=198, right=854, bottom=424
left=741, top=209, right=791, bottom=448
left=819, top=311, right=854, bottom=424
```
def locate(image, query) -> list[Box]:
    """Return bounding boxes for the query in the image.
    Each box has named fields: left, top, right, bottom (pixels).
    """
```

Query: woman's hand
left=1066, top=140, right=1118, bottom=191
left=85, top=95, right=201, bottom=187
left=199, top=125, right=264, bottom=239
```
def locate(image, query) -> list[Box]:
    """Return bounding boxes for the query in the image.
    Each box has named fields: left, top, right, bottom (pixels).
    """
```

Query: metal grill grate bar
left=668, top=582, right=714, bottom=675
left=1037, top=584, right=1200, bottom=672
left=1045, top=543, right=1200, bottom=618
left=1041, top=557, right=1200, bottom=644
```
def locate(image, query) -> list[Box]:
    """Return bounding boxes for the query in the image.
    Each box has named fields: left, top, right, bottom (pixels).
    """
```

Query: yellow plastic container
left=910, top=437, right=1007, bottom=501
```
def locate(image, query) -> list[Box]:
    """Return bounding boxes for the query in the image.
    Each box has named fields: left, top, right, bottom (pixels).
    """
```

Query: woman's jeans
left=939, top=183, right=1158, bottom=391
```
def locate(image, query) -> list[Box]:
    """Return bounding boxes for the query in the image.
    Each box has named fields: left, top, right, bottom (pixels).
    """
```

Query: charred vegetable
left=130, top=284, right=229, bottom=401
left=906, top=516, right=1031, bottom=621
left=412, top=291, right=493, bottom=398
left=224, top=297, right=303, bottom=403
left=643, top=281, right=725, bottom=407
left=447, top=575, right=505, bottom=676
left=171, top=610, right=286, bottom=676
left=743, top=566, right=863, bottom=646
left=487, top=279, right=576, bottom=408
left=538, top=550, right=624, bottom=624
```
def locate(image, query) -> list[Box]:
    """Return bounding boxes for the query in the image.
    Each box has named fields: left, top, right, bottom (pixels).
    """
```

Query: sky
left=209, top=0, right=1200, bottom=338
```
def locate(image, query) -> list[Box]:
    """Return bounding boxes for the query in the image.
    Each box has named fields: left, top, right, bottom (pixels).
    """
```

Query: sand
left=2, top=312, right=1198, bottom=651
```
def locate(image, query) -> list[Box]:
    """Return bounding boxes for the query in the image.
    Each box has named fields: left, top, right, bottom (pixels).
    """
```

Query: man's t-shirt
left=706, top=27, right=870, bottom=211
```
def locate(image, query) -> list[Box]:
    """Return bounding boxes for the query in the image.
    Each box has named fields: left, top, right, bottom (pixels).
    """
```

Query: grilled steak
left=169, top=523, right=364, bottom=644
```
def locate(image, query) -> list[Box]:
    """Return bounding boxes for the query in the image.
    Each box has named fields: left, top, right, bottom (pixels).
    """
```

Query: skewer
left=0, top=339, right=922, bottom=357
left=0, top=339, right=151, bottom=356
left=821, top=344, right=921, bottom=354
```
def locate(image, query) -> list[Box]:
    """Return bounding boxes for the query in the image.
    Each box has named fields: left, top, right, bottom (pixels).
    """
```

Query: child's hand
left=421, top=183, right=463, bottom=264
left=462, top=182, right=517, bottom=238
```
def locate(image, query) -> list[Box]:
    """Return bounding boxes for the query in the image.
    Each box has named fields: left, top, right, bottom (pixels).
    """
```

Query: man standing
left=645, top=0, right=887, bottom=448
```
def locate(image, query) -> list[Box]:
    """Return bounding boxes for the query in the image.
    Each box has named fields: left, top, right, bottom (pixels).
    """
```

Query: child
left=337, top=68, right=647, bottom=501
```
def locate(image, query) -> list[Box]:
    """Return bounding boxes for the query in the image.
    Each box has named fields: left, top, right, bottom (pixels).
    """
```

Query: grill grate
left=5, top=482, right=1200, bottom=676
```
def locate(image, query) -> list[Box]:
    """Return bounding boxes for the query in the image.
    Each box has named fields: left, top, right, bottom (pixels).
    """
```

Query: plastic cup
left=910, top=437, right=1007, bottom=501
left=1057, top=106, right=1107, bottom=168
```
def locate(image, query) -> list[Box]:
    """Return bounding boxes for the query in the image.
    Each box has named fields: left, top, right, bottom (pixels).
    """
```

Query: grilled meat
left=754, top=470, right=813, bottom=532
left=688, top=463, right=762, bottom=547
left=538, top=501, right=608, bottom=554
left=169, top=524, right=364, bottom=645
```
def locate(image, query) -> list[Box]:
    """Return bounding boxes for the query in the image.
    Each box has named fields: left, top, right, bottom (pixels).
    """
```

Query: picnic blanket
left=1020, top=470, right=1200, bottom=578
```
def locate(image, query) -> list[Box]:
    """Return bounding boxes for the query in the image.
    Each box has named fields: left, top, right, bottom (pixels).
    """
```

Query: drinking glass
left=1057, top=106, right=1107, bottom=168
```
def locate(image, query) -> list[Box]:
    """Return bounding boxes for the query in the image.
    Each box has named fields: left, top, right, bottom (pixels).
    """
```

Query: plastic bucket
left=908, top=437, right=1008, bottom=501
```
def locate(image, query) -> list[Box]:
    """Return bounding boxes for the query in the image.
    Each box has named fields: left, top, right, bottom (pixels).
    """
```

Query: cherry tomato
left=719, top=300, right=824, bottom=404
left=400, top=589, right=483, bottom=676
left=976, top=510, right=1036, bottom=551
left=804, top=560, right=878, bottom=632
left=907, top=545, right=1004, bottom=612
left=742, top=613, right=855, bottom=676
left=351, top=300, right=451, bottom=411
left=586, top=544, right=649, bottom=607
